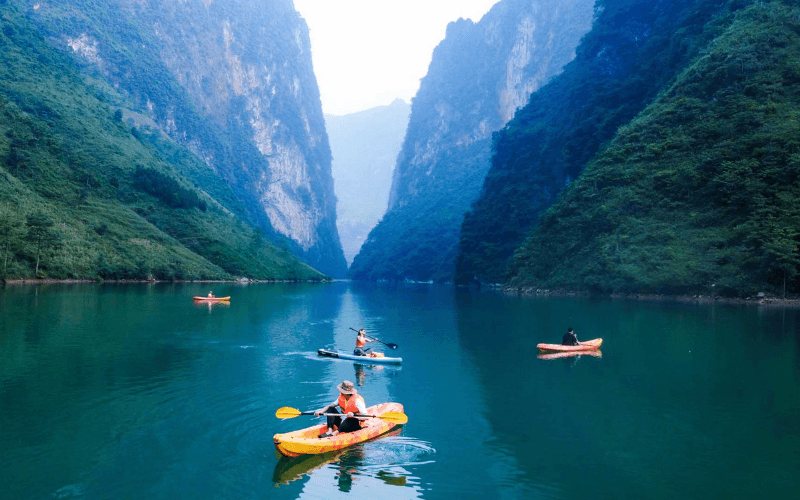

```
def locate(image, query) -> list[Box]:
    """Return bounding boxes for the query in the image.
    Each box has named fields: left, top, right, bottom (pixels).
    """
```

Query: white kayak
left=317, top=348, right=402, bottom=364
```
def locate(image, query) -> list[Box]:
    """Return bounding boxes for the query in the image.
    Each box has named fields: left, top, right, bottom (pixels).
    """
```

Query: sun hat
left=337, top=380, right=356, bottom=394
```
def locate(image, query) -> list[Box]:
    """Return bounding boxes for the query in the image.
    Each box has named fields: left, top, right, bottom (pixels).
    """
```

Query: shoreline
left=500, top=286, right=800, bottom=308
left=2, top=278, right=332, bottom=285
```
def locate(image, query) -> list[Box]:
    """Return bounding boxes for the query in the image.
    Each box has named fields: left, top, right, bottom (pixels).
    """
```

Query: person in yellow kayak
left=314, top=380, right=367, bottom=438
left=562, top=327, right=579, bottom=346
left=354, top=328, right=376, bottom=356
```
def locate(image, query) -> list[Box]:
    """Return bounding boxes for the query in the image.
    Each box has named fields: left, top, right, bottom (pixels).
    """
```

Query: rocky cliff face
left=350, top=0, right=595, bottom=282
left=29, top=0, right=347, bottom=277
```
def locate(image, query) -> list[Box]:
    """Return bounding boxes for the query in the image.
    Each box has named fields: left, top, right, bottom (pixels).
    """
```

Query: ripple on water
left=272, top=431, right=435, bottom=498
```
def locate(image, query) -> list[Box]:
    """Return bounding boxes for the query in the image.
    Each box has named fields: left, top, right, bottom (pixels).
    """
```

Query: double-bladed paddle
left=275, top=406, right=408, bottom=424
left=349, top=327, right=399, bottom=349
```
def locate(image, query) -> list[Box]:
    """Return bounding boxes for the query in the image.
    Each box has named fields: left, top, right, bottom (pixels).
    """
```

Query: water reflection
left=536, top=350, right=603, bottom=361
left=353, top=363, right=401, bottom=387
left=192, top=300, right=231, bottom=313
left=273, top=429, right=431, bottom=498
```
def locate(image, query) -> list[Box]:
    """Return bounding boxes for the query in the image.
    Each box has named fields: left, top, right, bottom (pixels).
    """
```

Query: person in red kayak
left=354, top=328, right=376, bottom=356
left=314, top=380, right=367, bottom=438
left=562, top=327, right=580, bottom=346
left=207, top=291, right=214, bottom=298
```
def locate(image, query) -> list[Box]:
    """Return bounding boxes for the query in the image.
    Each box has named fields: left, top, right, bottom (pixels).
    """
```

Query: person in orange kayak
left=354, top=328, right=376, bottom=356
left=207, top=291, right=214, bottom=298
left=562, top=327, right=580, bottom=346
left=314, top=380, right=367, bottom=438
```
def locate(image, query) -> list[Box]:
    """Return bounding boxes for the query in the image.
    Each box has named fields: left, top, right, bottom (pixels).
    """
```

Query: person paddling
left=354, top=328, right=376, bottom=356
left=562, top=327, right=580, bottom=346
left=314, top=380, right=366, bottom=438
left=207, top=291, right=214, bottom=298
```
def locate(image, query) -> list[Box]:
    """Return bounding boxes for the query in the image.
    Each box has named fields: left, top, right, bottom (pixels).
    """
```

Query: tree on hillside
left=24, top=211, right=62, bottom=276
left=0, top=209, right=24, bottom=279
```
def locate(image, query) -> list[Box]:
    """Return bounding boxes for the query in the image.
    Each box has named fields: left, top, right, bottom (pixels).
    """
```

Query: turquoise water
left=1, top=282, right=800, bottom=499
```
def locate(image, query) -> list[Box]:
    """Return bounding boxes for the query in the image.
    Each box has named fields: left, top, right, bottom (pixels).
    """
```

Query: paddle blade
left=386, top=343, right=399, bottom=350
left=378, top=411, right=408, bottom=424
left=275, top=407, right=302, bottom=419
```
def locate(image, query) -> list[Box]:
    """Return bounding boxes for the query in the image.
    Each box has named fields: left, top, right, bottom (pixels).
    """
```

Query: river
left=1, top=282, right=799, bottom=499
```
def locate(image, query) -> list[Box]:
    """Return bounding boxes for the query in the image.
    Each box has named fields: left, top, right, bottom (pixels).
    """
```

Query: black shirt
left=562, top=332, right=579, bottom=346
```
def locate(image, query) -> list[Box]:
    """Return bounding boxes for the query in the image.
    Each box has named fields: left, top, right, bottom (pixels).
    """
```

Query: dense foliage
left=133, top=166, right=207, bottom=212
left=508, top=1, right=800, bottom=296
left=0, top=3, right=323, bottom=281
left=457, top=0, right=734, bottom=284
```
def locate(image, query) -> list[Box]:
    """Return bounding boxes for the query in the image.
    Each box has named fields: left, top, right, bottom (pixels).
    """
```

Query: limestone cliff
left=350, top=0, right=595, bottom=282
left=28, top=0, right=347, bottom=277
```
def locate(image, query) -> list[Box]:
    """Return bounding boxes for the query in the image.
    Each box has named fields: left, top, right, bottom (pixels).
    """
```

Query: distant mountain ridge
left=349, top=0, right=596, bottom=282
left=326, top=99, right=410, bottom=265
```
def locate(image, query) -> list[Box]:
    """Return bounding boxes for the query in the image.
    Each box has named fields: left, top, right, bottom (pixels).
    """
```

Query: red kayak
left=536, top=338, right=603, bottom=353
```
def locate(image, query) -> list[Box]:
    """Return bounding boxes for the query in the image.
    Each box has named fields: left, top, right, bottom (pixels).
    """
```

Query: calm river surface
left=2, top=282, right=800, bottom=499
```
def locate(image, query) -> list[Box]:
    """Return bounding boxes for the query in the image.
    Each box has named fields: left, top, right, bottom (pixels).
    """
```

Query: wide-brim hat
left=337, top=380, right=356, bottom=394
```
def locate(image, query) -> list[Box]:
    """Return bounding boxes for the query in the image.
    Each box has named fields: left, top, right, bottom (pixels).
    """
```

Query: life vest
left=356, top=335, right=366, bottom=348
left=338, top=393, right=364, bottom=416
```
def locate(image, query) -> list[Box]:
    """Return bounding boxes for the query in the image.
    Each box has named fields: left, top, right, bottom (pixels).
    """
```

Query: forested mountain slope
left=326, top=99, right=410, bottom=265
left=0, top=1, right=323, bottom=280
left=508, top=1, right=800, bottom=296
left=20, top=0, right=346, bottom=277
left=349, top=0, right=595, bottom=282
left=457, top=0, right=733, bottom=284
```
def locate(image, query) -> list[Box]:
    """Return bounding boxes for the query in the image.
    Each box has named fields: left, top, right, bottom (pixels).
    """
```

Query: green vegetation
left=508, top=1, right=800, bottom=296
left=0, top=3, right=323, bottom=281
left=132, top=166, right=207, bottom=211
left=457, top=0, right=735, bottom=284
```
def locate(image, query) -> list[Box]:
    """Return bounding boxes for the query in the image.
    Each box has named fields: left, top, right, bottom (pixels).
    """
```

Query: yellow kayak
left=273, top=402, right=404, bottom=457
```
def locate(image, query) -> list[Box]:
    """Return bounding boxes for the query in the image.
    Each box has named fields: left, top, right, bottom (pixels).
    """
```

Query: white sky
left=294, top=0, right=500, bottom=116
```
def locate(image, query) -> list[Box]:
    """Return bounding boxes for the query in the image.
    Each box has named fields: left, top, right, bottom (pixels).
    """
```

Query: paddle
left=275, top=406, right=408, bottom=424
left=349, top=327, right=399, bottom=350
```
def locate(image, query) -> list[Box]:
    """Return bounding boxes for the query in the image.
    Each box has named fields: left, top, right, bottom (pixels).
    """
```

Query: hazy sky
left=294, top=0, right=500, bottom=116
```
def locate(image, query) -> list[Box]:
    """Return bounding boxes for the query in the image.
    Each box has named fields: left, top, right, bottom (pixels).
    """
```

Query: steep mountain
left=348, top=0, right=595, bottom=282
left=325, top=99, right=410, bottom=265
left=0, top=0, right=332, bottom=280
left=456, top=0, right=733, bottom=284
left=22, top=0, right=347, bottom=277
left=508, top=1, right=800, bottom=296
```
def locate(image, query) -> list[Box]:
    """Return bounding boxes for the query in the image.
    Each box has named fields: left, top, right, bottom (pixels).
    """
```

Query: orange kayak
left=193, top=296, right=230, bottom=302
left=537, top=338, right=603, bottom=353
left=273, top=402, right=403, bottom=457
